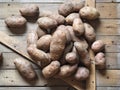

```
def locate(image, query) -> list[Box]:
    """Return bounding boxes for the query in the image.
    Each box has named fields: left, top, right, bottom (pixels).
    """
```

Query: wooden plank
left=0, top=3, right=119, bottom=19
left=96, top=70, right=120, bottom=86
left=96, top=3, right=120, bottom=19
left=1, top=52, right=120, bottom=70
left=0, top=70, right=68, bottom=86
left=0, top=87, right=69, bottom=90
left=96, top=0, right=120, bottom=2
left=97, top=87, right=120, bottom=90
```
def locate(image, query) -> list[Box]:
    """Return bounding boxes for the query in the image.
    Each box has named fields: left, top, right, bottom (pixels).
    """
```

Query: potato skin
left=37, top=35, right=52, bottom=52
left=5, top=15, right=26, bottom=28
left=50, top=26, right=67, bottom=61
left=36, top=26, right=46, bottom=38
left=57, top=64, right=78, bottom=78
left=37, top=17, right=58, bottom=30
left=65, top=13, right=79, bottom=25
left=58, top=2, right=74, bottom=17
left=27, top=45, right=51, bottom=67
left=95, top=52, right=105, bottom=69
left=74, top=67, right=89, bottom=81
left=65, top=52, right=78, bottom=64
left=91, top=40, right=105, bottom=53
left=80, top=6, right=100, bottom=20
left=14, top=58, right=37, bottom=81
left=42, top=61, right=60, bottom=78
left=73, top=18, right=85, bottom=36
left=84, top=23, right=96, bottom=43
left=19, top=4, right=39, bottom=17
left=27, top=31, right=38, bottom=47
left=74, top=42, right=90, bottom=67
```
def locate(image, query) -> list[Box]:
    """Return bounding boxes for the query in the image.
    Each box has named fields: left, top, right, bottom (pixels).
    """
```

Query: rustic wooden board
left=97, top=87, right=120, bottom=90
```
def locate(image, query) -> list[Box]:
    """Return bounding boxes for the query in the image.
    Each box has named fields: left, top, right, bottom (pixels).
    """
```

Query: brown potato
left=36, top=26, right=46, bottom=38
left=58, top=2, right=74, bottom=17
left=27, top=30, right=38, bottom=47
left=74, top=42, right=90, bottom=67
left=5, top=15, right=27, bottom=28
left=65, top=13, right=79, bottom=25
left=79, top=6, right=100, bottom=20
left=37, top=17, right=58, bottom=30
left=91, top=40, right=105, bottom=53
left=40, top=11, right=65, bottom=25
left=37, top=35, right=52, bottom=52
left=50, top=26, right=67, bottom=61
left=57, top=64, right=78, bottom=78
left=74, top=67, right=89, bottom=81
left=27, top=45, right=51, bottom=67
left=73, top=18, right=85, bottom=36
left=42, top=61, right=60, bottom=78
left=65, top=52, right=78, bottom=64
left=95, top=52, right=106, bottom=69
left=84, top=23, right=96, bottom=43
left=14, top=58, right=37, bottom=81
left=19, top=4, right=39, bottom=17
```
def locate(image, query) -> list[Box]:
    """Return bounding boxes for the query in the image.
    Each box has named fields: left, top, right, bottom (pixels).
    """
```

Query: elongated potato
left=79, top=6, right=100, bottom=20
left=58, top=2, right=74, bottom=17
left=27, top=45, right=51, bottom=67
left=95, top=52, right=106, bottom=69
left=27, top=30, right=38, bottom=47
left=65, top=13, right=79, bottom=25
left=57, top=64, right=78, bottom=78
left=37, top=17, right=58, bottom=30
left=14, top=58, right=37, bottom=81
left=50, top=26, right=67, bottom=61
left=74, top=42, right=90, bottom=67
left=40, top=11, right=65, bottom=25
left=91, top=40, right=105, bottom=53
left=73, top=18, right=85, bottom=36
left=60, top=42, right=73, bottom=65
left=74, top=67, right=89, bottom=81
left=65, top=52, right=78, bottom=64
left=5, top=15, right=27, bottom=28
left=36, top=26, right=46, bottom=38
left=84, top=23, right=96, bottom=43
left=66, top=26, right=88, bottom=49
left=42, top=61, right=60, bottom=78
left=19, top=4, right=39, bottom=17
left=37, top=35, right=52, bottom=52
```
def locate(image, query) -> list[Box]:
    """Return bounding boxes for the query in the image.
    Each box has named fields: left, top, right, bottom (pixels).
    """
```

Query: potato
left=91, top=40, right=105, bottom=53
left=42, top=61, right=60, bottom=78
left=40, top=11, right=65, bottom=25
left=65, top=13, right=79, bottom=25
left=50, top=26, right=67, bottom=61
left=57, top=64, right=78, bottom=78
left=65, top=52, right=78, bottom=64
left=58, top=2, right=74, bottom=17
left=60, top=42, right=73, bottom=65
left=5, top=15, right=27, bottom=28
left=14, top=58, right=37, bottom=81
left=74, top=42, right=90, bottom=67
left=27, top=31, right=38, bottom=47
left=84, top=23, right=96, bottom=43
left=27, top=45, right=51, bottom=67
left=70, top=0, right=85, bottom=12
left=74, top=67, right=89, bottom=81
left=95, top=52, right=106, bottom=69
left=66, top=26, right=88, bottom=49
left=19, top=4, right=39, bottom=17
left=37, top=17, right=58, bottom=30
left=79, top=6, right=100, bottom=20
left=73, top=18, right=85, bottom=36
left=37, top=35, right=52, bottom=52
left=36, top=26, right=46, bottom=38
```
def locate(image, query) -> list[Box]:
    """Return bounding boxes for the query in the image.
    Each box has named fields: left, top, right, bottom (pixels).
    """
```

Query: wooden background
left=0, top=0, right=120, bottom=90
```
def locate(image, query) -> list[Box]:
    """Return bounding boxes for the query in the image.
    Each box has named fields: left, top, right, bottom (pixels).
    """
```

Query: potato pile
left=4, top=0, right=105, bottom=82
